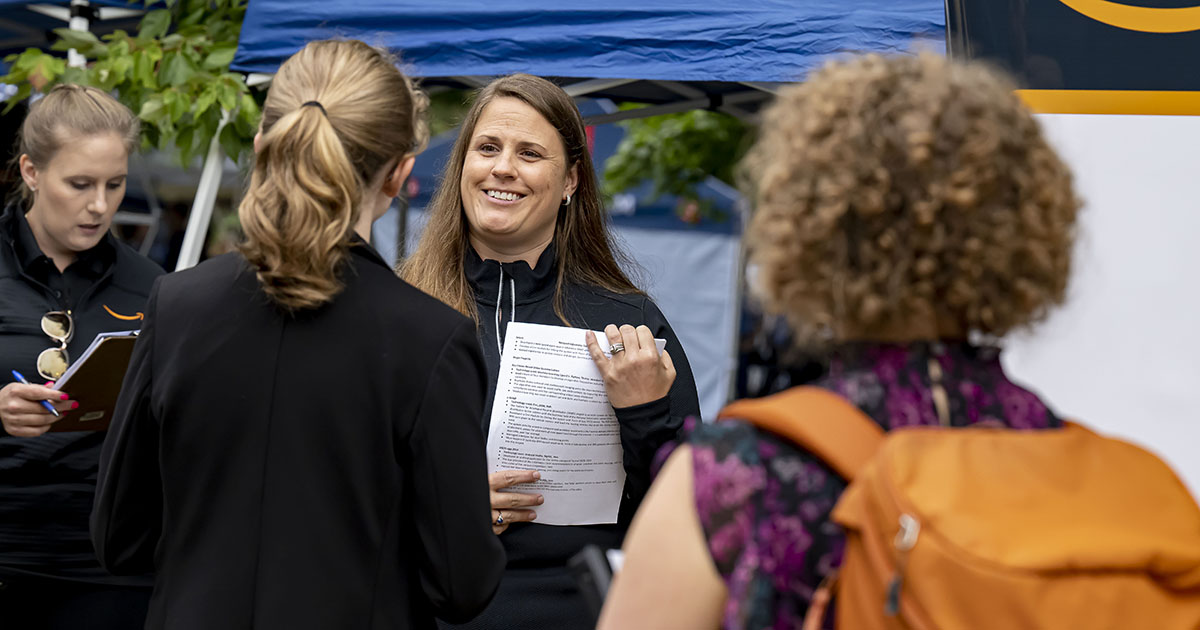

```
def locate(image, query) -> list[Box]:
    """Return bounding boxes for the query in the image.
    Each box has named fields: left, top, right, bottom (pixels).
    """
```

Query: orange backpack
left=718, top=386, right=1200, bottom=630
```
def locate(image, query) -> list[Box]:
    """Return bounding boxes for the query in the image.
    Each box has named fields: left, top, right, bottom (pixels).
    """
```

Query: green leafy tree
left=602, top=108, right=751, bottom=223
left=427, top=88, right=472, bottom=138
left=1, top=0, right=259, bottom=167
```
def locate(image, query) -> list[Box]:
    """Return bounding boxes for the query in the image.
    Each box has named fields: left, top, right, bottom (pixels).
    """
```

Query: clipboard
left=49, top=331, right=139, bottom=432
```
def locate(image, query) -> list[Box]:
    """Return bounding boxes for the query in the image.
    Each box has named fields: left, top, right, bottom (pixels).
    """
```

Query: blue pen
left=10, top=370, right=61, bottom=418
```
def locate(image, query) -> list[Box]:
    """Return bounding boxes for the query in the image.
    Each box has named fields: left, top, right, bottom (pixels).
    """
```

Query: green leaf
left=179, top=10, right=207, bottom=29
left=132, top=50, right=154, bottom=88
left=162, top=88, right=188, bottom=122
left=50, top=28, right=106, bottom=56
left=114, top=56, right=133, bottom=82
left=144, top=42, right=164, bottom=64
left=139, top=97, right=166, bottom=123
left=109, top=35, right=132, bottom=59
left=216, top=81, right=239, bottom=112
left=237, top=93, right=260, bottom=128
left=156, top=123, right=174, bottom=152
left=29, top=54, right=67, bottom=90
left=59, top=65, right=89, bottom=86
left=182, top=123, right=215, bottom=166
left=139, top=9, right=172, bottom=41
left=193, top=125, right=214, bottom=160
left=160, top=52, right=196, bottom=87
left=194, top=86, right=217, bottom=118
left=219, top=124, right=242, bottom=163
left=202, top=43, right=237, bottom=71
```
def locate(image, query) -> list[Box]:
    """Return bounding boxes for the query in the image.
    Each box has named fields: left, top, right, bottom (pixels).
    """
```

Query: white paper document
left=486, top=322, right=666, bottom=526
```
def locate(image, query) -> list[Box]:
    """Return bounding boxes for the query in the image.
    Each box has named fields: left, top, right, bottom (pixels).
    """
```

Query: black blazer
left=92, top=243, right=505, bottom=629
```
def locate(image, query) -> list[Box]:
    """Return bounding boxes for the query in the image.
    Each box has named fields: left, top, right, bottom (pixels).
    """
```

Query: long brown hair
left=401, top=74, right=640, bottom=323
left=239, top=39, right=428, bottom=312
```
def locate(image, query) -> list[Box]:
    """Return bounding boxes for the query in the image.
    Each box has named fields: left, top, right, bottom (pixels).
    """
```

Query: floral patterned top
left=657, top=342, right=1061, bottom=630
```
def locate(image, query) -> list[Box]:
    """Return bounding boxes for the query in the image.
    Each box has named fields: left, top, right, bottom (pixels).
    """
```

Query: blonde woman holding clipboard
left=0, top=84, right=162, bottom=629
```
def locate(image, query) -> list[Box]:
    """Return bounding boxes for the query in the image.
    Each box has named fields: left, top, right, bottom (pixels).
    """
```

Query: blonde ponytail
left=238, top=40, right=426, bottom=312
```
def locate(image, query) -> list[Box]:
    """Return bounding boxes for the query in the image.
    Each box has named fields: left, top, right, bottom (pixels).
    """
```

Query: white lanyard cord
left=495, top=269, right=516, bottom=356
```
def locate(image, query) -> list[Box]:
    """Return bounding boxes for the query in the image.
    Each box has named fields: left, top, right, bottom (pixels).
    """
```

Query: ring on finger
left=610, top=342, right=625, bottom=354
left=494, top=511, right=504, bottom=526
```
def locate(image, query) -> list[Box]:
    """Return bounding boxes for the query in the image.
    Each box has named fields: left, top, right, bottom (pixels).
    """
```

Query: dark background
left=946, top=0, right=1200, bottom=90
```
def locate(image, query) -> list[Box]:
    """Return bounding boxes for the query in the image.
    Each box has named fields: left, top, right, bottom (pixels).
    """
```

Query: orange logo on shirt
left=103, top=305, right=144, bottom=321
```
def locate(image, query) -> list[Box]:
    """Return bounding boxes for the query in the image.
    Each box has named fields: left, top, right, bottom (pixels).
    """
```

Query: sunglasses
left=37, top=311, right=73, bottom=381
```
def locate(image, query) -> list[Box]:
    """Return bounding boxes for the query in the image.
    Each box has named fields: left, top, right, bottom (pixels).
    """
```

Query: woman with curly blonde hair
left=599, top=52, right=1079, bottom=629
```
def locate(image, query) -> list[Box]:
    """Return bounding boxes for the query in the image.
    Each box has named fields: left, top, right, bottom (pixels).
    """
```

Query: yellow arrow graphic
left=1058, top=0, right=1200, bottom=33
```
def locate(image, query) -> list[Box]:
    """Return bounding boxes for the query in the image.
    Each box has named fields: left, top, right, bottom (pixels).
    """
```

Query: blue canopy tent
left=225, top=1, right=946, bottom=416
left=231, top=1, right=945, bottom=124
left=225, top=0, right=946, bottom=417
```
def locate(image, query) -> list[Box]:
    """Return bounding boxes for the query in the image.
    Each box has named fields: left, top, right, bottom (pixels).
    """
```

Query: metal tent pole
left=175, top=112, right=229, bottom=271
left=66, top=0, right=91, bottom=68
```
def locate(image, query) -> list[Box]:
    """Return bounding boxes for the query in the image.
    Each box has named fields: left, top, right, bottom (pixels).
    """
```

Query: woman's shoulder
left=680, top=417, right=834, bottom=477
left=109, top=237, right=166, bottom=294
left=570, top=283, right=646, bottom=308
left=568, top=284, right=675, bottom=326
left=674, top=416, right=845, bottom=597
left=672, top=416, right=847, bottom=624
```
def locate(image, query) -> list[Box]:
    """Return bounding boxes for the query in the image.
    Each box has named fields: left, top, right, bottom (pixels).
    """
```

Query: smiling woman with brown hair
left=404, top=73, right=701, bottom=630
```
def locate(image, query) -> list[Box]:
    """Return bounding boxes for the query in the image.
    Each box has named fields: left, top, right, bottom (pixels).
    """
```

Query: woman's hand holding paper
left=586, top=324, right=677, bottom=409
left=489, top=469, right=544, bottom=535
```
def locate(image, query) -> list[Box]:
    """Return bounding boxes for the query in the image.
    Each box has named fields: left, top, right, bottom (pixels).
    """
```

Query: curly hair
left=743, top=53, right=1079, bottom=346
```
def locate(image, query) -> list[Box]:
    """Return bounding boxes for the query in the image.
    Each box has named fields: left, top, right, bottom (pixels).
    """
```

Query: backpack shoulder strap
left=718, top=386, right=886, bottom=481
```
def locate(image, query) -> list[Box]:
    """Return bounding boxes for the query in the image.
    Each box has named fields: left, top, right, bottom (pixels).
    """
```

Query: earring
left=562, top=194, right=572, bottom=206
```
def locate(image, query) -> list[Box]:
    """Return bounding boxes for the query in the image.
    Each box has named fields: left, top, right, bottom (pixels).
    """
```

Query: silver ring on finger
left=495, top=511, right=504, bottom=526
left=610, top=342, right=625, bottom=354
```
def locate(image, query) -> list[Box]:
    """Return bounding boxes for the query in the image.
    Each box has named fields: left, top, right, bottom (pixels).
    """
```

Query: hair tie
left=301, top=101, right=327, bottom=116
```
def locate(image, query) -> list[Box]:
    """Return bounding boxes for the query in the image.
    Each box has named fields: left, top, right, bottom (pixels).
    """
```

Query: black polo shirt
left=11, top=204, right=117, bottom=312
left=0, top=202, right=163, bottom=584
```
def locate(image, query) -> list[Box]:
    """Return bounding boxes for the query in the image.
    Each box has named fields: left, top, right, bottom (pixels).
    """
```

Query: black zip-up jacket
left=454, top=242, right=701, bottom=630
left=0, top=202, right=163, bottom=583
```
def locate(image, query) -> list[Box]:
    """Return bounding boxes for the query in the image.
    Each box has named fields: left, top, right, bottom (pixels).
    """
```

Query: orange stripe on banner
left=1016, top=90, right=1200, bottom=116
left=1057, top=0, right=1200, bottom=34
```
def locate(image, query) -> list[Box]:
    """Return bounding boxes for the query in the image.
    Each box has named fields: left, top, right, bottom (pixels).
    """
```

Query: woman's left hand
left=586, top=324, right=676, bottom=408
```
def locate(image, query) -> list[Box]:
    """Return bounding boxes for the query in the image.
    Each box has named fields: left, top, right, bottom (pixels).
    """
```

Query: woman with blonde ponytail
left=92, top=40, right=504, bottom=629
